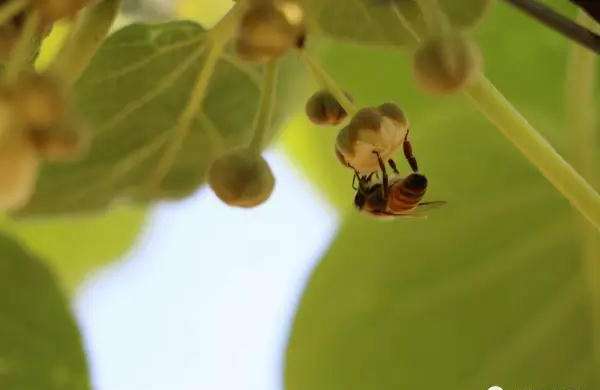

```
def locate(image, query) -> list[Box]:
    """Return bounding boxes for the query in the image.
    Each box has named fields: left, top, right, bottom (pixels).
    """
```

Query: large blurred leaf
left=301, top=0, right=492, bottom=46
left=0, top=234, right=89, bottom=390
left=22, top=20, right=304, bottom=216
left=1, top=207, right=146, bottom=291
left=301, top=0, right=422, bottom=47
left=285, top=1, right=599, bottom=389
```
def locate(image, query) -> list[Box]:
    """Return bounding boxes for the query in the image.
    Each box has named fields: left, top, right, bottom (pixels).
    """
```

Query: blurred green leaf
left=1, top=207, right=146, bottom=291
left=285, top=1, right=598, bottom=389
left=21, top=20, right=304, bottom=216
left=0, top=234, right=89, bottom=390
left=438, top=0, right=494, bottom=28
left=301, top=0, right=494, bottom=46
left=302, top=0, right=423, bottom=47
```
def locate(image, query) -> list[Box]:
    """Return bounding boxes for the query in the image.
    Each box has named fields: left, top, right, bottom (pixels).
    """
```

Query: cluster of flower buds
left=0, top=73, right=89, bottom=210
left=235, top=0, right=306, bottom=62
left=208, top=147, right=275, bottom=208
left=335, top=103, right=409, bottom=174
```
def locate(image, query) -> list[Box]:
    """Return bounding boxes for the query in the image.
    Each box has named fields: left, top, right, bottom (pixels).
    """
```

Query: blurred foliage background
left=283, top=1, right=600, bottom=389
left=0, top=0, right=598, bottom=389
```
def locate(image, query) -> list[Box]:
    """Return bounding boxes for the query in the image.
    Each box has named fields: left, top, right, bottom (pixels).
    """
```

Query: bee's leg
left=388, top=159, right=399, bottom=174
left=352, top=173, right=358, bottom=190
left=403, top=129, right=419, bottom=172
left=373, top=151, right=388, bottom=197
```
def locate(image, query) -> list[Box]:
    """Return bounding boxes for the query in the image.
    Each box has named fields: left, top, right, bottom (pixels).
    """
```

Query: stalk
left=465, top=76, right=600, bottom=230
left=566, top=10, right=600, bottom=386
left=49, top=0, right=122, bottom=86
left=249, top=60, right=279, bottom=154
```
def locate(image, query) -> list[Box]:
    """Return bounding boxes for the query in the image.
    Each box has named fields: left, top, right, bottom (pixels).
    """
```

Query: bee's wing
left=376, top=201, right=447, bottom=219
left=414, top=201, right=447, bottom=211
left=371, top=210, right=428, bottom=219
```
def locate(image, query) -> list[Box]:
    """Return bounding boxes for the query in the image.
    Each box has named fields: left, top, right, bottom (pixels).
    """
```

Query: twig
left=502, top=0, right=600, bottom=54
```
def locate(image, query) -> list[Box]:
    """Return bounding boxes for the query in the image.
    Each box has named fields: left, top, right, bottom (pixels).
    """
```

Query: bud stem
left=465, top=75, right=600, bottom=231
left=566, top=10, right=600, bottom=386
left=394, top=0, right=600, bottom=229
left=148, top=1, right=245, bottom=190
left=250, top=60, right=279, bottom=155
left=299, top=50, right=357, bottom=117
left=49, top=0, right=122, bottom=86
left=3, top=9, right=40, bottom=84
left=0, top=0, right=29, bottom=26
left=415, top=0, right=451, bottom=37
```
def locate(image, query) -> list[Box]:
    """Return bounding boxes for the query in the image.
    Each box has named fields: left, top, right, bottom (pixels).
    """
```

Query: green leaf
left=0, top=207, right=146, bottom=292
left=285, top=1, right=597, bottom=389
left=438, top=0, right=493, bottom=29
left=302, top=0, right=423, bottom=47
left=0, top=234, right=89, bottom=390
left=300, top=0, right=492, bottom=47
left=21, top=21, right=304, bottom=216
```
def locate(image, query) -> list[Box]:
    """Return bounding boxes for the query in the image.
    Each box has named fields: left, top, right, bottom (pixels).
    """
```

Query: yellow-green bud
left=208, top=148, right=275, bottom=208
left=236, top=0, right=306, bottom=62
left=413, top=33, right=482, bottom=94
left=305, top=90, right=350, bottom=126
left=0, top=131, right=40, bottom=211
left=336, top=103, right=409, bottom=174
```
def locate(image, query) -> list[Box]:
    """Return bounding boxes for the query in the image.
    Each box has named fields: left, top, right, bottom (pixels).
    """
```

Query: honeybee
left=352, top=132, right=445, bottom=218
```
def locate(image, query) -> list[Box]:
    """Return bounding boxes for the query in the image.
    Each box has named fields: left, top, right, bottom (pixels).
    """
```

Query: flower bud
left=236, top=0, right=306, bottom=62
left=336, top=103, right=409, bottom=174
left=208, top=148, right=275, bottom=208
left=305, top=90, right=351, bottom=126
left=28, top=123, right=90, bottom=162
left=12, top=73, right=67, bottom=131
left=413, top=33, right=482, bottom=94
left=34, top=0, right=92, bottom=23
left=0, top=131, right=40, bottom=211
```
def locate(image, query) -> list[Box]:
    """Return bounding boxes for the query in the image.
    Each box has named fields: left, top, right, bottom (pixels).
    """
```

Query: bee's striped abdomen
left=388, top=174, right=427, bottom=212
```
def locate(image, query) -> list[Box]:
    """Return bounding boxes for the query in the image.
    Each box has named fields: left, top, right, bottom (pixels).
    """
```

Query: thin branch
left=570, top=0, right=600, bottom=25
left=502, top=0, right=600, bottom=54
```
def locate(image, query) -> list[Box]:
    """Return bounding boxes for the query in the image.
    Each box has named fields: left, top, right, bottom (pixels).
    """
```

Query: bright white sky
left=74, top=151, right=339, bottom=390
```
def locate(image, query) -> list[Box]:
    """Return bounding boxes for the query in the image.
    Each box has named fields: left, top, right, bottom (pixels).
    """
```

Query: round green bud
left=0, top=131, right=40, bottom=211
left=413, top=33, right=482, bottom=94
left=305, top=90, right=351, bottom=126
left=336, top=104, right=407, bottom=174
left=236, top=0, right=306, bottom=62
left=208, top=148, right=275, bottom=208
